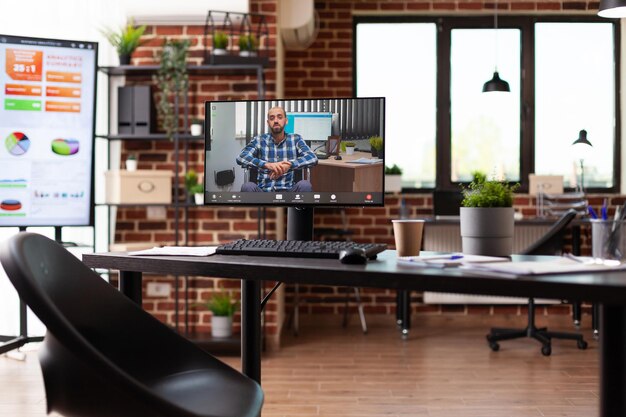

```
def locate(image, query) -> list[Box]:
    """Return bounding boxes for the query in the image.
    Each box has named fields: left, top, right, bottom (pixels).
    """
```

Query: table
left=82, top=250, right=626, bottom=416
left=310, top=151, right=383, bottom=192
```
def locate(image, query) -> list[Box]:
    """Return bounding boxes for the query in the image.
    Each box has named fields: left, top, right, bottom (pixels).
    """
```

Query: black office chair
left=0, top=233, right=263, bottom=417
left=486, top=209, right=588, bottom=356
left=215, top=168, right=236, bottom=187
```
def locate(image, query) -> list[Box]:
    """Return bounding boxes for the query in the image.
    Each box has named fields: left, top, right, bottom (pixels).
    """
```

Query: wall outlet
left=146, top=282, right=171, bottom=297
left=147, top=206, right=167, bottom=220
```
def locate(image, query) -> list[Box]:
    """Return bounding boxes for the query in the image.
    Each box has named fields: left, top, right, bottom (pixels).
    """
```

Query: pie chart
left=5, top=132, right=30, bottom=156
left=51, top=138, right=79, bottom=155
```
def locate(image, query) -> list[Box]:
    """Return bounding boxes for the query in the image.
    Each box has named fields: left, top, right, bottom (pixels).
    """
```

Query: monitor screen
left=0, top=34, right=97, bottom=227
left=204, top=97, right=385, bottom=207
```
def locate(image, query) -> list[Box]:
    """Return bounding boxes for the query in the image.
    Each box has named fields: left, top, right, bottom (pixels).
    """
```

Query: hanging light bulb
left=598, top=0, right=626, bottom=18
left=483, top=0, right=510, bottom=93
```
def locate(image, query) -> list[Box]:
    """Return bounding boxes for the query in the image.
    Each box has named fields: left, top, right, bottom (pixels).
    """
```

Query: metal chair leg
left=354, top=287, right=368, bottom=334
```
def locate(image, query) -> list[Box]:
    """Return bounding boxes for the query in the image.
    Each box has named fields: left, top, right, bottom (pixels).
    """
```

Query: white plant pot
left=212, top=48, right=227, bottom=56
left=211, top=315, right=233, bottom=338
left=239, top=50, right=257, bottom=57
left=460, top=207, right=514, bottom=256
left=194, top=193, right=204, bottom=205
left=190, top=124, right=202, bottom=136
left=126, top=159, right=137, bottom=171
left=345, top=146, right=355, bottom=155
left=384, top=175, right=402, bottom=193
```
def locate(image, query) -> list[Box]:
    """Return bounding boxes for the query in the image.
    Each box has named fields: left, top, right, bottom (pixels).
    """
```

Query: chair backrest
left=521, top=209, right=578, bottom=256
left=0, top=233, right=259, bottom=417
left=215, top=168, right=235, bottom=186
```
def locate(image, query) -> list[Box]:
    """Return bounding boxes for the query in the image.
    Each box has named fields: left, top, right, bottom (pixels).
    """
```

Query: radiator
left=422, top=224, right=558, bottom=304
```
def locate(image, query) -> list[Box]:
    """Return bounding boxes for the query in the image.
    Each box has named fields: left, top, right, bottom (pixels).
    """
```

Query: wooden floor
left=0, top=315, right=598, bottom=417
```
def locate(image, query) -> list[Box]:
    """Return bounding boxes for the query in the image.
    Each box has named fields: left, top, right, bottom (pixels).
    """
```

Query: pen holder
left=591, top=219, right=626, bottom=261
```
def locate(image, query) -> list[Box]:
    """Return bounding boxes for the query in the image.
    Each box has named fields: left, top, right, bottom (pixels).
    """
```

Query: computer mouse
left=334, top=155, right=342, bottom=160
left=339, top=247, right=368, bottom=265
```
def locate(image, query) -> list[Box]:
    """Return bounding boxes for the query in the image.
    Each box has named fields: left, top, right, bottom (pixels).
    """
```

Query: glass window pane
left=450, top=29, right=521, bottom=182
left=356, top=23, right=437, bottom=188
left=535, top=23, right=615, bottom=189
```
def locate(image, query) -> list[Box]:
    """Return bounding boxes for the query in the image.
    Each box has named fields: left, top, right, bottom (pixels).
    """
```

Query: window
left=354, top=17, right=619, bottom=192
left=355, top=22, right=437, bottom=188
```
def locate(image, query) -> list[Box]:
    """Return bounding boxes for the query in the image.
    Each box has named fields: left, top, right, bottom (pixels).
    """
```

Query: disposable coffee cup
left=591, top=219, right=626, bottom=261
left=392, top=219, right=425, bottom=257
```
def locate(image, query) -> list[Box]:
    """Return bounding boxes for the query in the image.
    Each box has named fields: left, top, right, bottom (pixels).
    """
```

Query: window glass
left=535, top=23, right=615, bottom=189
left=450, top=28, right=521, bottom=182
left=356, top=23, right=437, bottom=188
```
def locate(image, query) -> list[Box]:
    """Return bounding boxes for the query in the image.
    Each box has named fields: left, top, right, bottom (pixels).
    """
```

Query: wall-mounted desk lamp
left=598, top=0, right=626, bottom=18
left=571, top=129, right=593, bottom=193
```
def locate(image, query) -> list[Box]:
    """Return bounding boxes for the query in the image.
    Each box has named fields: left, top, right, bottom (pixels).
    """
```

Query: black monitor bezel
left=203, top=97, right=386, bottom=208
left=0, top=34, right=98, bottom=228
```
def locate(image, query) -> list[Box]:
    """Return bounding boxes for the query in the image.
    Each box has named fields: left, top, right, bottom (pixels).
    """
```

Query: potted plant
left=184, top=169, right=204, bottom=204
left=101, top=19, right=147, bottom=65
left=190, top=118, right=203, bottom=136
left=238, top=33, right=258, bottom=57
left=203, top=291, right=239, bottom=338
left=154, top=38, right=190, bottom=141
left=342, top=141, right=356, bottom=155
left=125, top=154, right=137, bottom=171
left=460, top=172, right=519, bottom=256
left=385, top=164, right=403, bottom=193
left=369, top=136, right=383, bottom=159
left=212, top=31, right=229, bottom=55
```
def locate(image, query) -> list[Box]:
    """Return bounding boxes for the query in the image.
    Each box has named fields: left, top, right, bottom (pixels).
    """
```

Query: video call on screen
left=204, top=97, right=385, bottom=207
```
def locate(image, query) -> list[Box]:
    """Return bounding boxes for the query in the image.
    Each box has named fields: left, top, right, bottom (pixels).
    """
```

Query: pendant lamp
left=483, top=0, right=510, bottom=93
left=598, top=0, right=626, bottom=18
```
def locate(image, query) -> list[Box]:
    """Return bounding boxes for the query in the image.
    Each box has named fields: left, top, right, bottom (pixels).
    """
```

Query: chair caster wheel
left=577, top=340, right=588, bottom=350
left=488, top=342, right=500, bottom=352
left=593, top=330, right=599, bottom=340
left=541, top=345, right=552, bottom=356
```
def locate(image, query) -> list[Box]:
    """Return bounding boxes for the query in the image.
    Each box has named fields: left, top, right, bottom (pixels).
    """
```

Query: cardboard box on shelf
left=104, top=170, right=173, bottom=204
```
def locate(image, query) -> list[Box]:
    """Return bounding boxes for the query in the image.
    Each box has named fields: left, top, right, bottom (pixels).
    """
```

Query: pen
left=588, top=206, right=598, bottom=219
left=601, top=199, right=608, bottom=221
left=409, top=254, right=464, bottom=262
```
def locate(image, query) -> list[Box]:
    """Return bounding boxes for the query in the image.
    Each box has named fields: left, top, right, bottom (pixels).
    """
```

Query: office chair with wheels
left=242, top=166, right=311, bottom=184
left=486, top=209, right=588, bottom=356
left=0, top=232, right=263, bottom=417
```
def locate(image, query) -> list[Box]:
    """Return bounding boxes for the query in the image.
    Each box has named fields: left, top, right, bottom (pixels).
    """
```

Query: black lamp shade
left=598, top=0, right=626, bottom=18
left=482, top=71, right=510, bottom=93
left=572, top=129, right=593, bottom=147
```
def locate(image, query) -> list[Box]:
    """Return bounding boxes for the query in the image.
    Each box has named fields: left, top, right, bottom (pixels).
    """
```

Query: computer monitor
left=204, top=97, right=385, bottom=208
left=0, top=34, right=97, bottom=227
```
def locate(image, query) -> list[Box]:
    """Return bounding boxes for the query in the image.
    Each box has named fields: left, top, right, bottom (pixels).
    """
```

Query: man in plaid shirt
left=237, top=106, right=318, bottom=192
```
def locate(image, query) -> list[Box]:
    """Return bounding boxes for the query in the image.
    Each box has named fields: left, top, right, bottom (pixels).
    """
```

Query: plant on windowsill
left=460, top=171, right=519, bottom=256
left=101, top=19, right=147, bottom=65
left=238, top=33, right=258, bottom=57
left=369, top=136, right=383, bottom=159
left=154, top=38, right=190, bottom=141
left=212, top=31, right=229, bottom=55
left=200, top=291, right=240, bottom=338
left=184, top=169, right=204, bottom=204
left=384, top=164, right=403, bottom=193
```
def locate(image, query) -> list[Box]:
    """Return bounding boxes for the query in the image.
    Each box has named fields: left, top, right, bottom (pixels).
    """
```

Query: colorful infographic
left=51, top=138, right=79, bottom=155
left=5, top=131, right=30, bottom=155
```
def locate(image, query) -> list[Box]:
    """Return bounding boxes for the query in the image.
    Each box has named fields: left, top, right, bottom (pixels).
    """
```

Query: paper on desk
left=348, top=157, right=382, bottom=164
left=397, top=254, right=509, bottom=268
left=460, top=257, right=626, bottom=276
left=128, top=246, right=217, bottom=256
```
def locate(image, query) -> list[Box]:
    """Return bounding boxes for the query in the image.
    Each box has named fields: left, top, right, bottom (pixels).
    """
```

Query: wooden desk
left=83, top=251, right=626, bottom=416
left=310, top=151, right=383, bottom=192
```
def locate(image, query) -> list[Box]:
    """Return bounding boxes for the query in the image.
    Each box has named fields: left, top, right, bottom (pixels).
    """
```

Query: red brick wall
left=113, top=0, right=607, bottom=336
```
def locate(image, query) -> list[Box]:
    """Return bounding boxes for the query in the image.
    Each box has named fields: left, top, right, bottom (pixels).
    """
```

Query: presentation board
left=0, top=35, right=97, bottom=226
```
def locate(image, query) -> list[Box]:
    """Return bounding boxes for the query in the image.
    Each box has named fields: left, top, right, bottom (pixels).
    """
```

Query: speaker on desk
left=117, top=86, right=153, bottom=135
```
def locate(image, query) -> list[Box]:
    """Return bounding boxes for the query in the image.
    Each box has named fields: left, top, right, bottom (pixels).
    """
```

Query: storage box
left=105, top=170, right=173, bottom=204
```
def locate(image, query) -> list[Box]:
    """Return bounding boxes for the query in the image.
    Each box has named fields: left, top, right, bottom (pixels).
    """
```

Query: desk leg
left=119, top=271, right=142, bottom=306
left=600, top=304, right=626, bottom=416
left=400, top=290, right=410, bottom=338
left=242, top=279, right=262, bottom=384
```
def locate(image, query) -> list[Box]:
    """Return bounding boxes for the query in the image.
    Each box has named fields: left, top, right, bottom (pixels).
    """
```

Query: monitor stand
left=287, top=207, right=314, bottom=241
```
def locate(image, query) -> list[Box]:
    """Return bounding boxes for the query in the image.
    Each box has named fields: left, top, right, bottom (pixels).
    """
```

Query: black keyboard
left=216, top=239, right=387, bottom=259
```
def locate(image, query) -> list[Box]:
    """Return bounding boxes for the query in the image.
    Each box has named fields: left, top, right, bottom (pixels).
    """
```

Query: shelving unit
left=97, top=62, right=267, bottom=352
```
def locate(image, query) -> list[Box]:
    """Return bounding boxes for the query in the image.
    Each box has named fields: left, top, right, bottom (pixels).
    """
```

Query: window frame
left=353, top=15, right=620, bottom=193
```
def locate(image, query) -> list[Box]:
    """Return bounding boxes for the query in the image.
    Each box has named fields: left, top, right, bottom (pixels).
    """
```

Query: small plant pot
left=384, top=175, right=402, bottom=193
left=190, top=123, right=203, bottom=136
left=345, top=146, right=355, bottom=155
left=460, top=207, right=514, bottom=256
left=212, top=48, right=227, bottom=56
left=119, top=54, right=131, bottom=65
left=371, top=148, right=378, bottom=158
left=194, top=193, right=204, bottom=205
left=239, top=50, right=257, bottom=57
left=211, top=315, right=232, bottom=338
left=126, top=159, right=137, bottom=171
